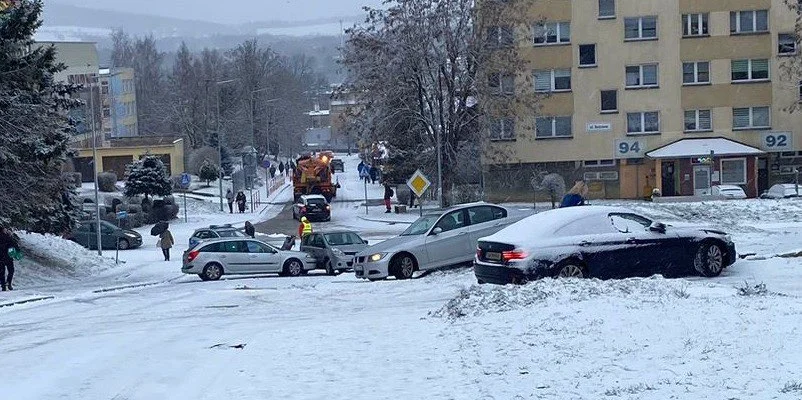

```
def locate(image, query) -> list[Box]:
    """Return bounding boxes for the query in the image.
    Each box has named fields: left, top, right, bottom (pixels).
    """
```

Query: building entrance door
left=693, top=165, right=711, bottom=196
left=661, top=161, right=676, bottom=196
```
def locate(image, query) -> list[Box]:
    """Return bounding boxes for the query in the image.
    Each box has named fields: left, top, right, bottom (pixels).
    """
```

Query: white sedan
left=712, top=185, right=747, bottom=199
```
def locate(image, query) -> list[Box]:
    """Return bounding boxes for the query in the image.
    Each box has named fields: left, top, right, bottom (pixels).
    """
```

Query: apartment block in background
left=483, top=0, right=802, bottom=200
left=99, top=67, right=139, bottom=140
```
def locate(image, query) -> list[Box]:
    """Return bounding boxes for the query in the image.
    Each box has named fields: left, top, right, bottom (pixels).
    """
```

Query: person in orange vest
left=298, top=216, right=312, bottom=239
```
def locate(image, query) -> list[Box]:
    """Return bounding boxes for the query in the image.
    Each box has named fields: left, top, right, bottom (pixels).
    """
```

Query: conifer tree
left=124, top=155, right=173, bottom=199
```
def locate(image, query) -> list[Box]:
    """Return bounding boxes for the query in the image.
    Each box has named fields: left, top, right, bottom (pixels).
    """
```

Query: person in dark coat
left=0, top=226, right=20, bottom=291
left=236, top=191, right=247, bottom=213
left=278, top=162, right=285, bottom=176
left=226, top=189, right=235, bottom=214
left=383, top=181, right=394, bottom=213
left=357, top=160, right=366, bottom=181
left=244, top=221, right=255, bottom=238
left=561, top=180, right=588, bottom=208
left=369, top=164, right=379, bottom=184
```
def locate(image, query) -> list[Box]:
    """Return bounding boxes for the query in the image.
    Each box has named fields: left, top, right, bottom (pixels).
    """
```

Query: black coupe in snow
left=474, top=206, right=736, bottom=285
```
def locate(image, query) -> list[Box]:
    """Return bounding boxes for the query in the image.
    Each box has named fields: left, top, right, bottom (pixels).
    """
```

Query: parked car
left=353, top=202, right=523, bottom=281
left=292, top=194, right=331, bottom=221
left=474, top=206, right=737, bottom=285
left=182, top=238, right=316, bottom=281
left=189, top=224, right=248, bottom=248
left=711, top=185, right=747, bottom=199
left=331, top=159, right=345, bottom=172
left=761, top=183, right=802, bottom=199
left=69, top=220, right=143, bottom=250
left=300, top=231, right=369, bottom=275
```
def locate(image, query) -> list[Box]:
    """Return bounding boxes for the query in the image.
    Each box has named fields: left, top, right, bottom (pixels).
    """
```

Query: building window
left=720, top=158, right=747, bottom=185
left=489, top=73, right=515, bottom=95
left=535, top=116, right=572, bottom=138
left=487, top=26, right=514, bottom=48
left=684, top=109, right=712, bottom=132
left=101, top=81, right=109, bottom=95
left=733, top=106, right=770, bottom=129
left=624, top=16, right=657, bottom=40
left=625, top=64, right=658, bottom=88
left=798, top=80, right=802, bottom=101
left=534, top=22, right=570, bottom=45
left=579, top=44, right=597, bottom=67
left=600, top=90, right=617, bottom=113
left=585, top=159, right=616, bottom=168
left=779, top=33, right=797, bottom=55
left=731, top=59, right=769, bottom=82
left=730, top=10, right=769, bottom=34
left=534, top=69, right=571, bottom=92
left=489, top=118, right=515, bottom=140
left=626, top=111, right=659, bottom=134
left=682, top=13, right=709, bottom=37
left=598, top=0, right=615, bottom=19
left=102, top=106, right=110, bottom=118
left=682, top=61, right=710, bottom=85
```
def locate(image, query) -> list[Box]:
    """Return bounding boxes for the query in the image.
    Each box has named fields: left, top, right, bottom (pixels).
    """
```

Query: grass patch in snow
left=781, top=381, right=802, bottom=393
left=430, top=276, right=693, bottom=320
left=604, top=382, right=656, bottom=396
left=736, top=281, right=769, bottom=297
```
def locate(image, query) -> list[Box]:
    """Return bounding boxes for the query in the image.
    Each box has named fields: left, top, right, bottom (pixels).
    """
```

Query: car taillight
left=300, top=207, right=307, bottom=213
left=187, top=250, right=200, bottom=262
left=476, top=247, right=482, bottom=259
left=502, top=249, right=528, bottom=262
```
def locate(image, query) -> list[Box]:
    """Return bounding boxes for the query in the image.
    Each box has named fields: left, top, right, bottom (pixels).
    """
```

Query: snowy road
left=4, top=155, right=802, bottom=398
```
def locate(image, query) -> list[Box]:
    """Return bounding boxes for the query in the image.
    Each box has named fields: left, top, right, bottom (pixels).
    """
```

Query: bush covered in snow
left=199, top=159, right=221, bottom=186
left=540, top=173, right=566, bottom=209
left=187, top=146, right=219, bottom=175
left=97, top=172, right=118, bottom=192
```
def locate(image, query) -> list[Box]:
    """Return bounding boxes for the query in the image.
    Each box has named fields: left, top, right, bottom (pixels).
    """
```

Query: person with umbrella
left=156, top=223, right=174, bottom=261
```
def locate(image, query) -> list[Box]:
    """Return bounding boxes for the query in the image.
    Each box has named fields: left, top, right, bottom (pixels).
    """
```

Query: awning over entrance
left=646, top=137, right=764, bottom=159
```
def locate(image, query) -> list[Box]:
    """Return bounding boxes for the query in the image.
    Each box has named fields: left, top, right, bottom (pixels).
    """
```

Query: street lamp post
left=215, top=78, right=238, bottom=212
left=87, top=68, right=102, bottom=256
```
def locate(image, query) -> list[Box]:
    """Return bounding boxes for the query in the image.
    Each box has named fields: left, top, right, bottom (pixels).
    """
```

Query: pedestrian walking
left=236, top=191, right=247, bottom=213
left=369, top=164, right=378, bottom=184
left=408, top=191, right=417, bottom=209
left=357, top=160, right=365, bottom=181
left=560, top=180, right=588, bottom=208
left=226, top=189, right=235, bottom=214
left=244, top=221, right=255, bottom=238
left=298, top=216, right=312, bottom=239
left=158, top=225, right=175, bottom=261
left=0, top=226, right=20, bottom=291
left=383, top=181, right=394, bottom=213
left=278, top=162, right=285, bottom=176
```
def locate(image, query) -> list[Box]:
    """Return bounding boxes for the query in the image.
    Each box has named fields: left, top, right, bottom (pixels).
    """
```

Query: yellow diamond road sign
left=407, top=170, right=431, bottom=198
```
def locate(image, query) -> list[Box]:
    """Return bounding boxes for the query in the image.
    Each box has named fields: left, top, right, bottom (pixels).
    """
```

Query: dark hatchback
left=474, top=206, right=736, bottom=285
left=330, top=159, right=345, bottom=172
left=69, top=220, right=143, bottom=250
left=292, top=194, right=331, bottom=222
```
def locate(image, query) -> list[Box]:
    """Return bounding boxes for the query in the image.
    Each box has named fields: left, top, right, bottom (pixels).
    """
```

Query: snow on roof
left=647, top=138, right=764, bottom=159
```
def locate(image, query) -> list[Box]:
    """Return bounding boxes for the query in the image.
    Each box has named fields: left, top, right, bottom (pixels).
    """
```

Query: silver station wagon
left=182, top=237, right=315, bottom=281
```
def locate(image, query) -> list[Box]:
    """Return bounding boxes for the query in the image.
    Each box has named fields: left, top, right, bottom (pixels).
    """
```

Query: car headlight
left=368, top=253, right=387, bottom=262
left=332, top=248, right=345, bottom=256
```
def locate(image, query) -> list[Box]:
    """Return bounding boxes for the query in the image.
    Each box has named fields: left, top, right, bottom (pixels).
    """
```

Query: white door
left=693, top=166, right=711, bottom=196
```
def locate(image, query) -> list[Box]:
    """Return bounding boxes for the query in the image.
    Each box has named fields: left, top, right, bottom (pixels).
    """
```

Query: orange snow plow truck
left=293, top=152, right=339, bottom=202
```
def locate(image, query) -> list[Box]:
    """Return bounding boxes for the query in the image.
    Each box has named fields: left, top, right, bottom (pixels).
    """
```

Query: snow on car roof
left=301, top=194, right=327, bottom=199
left=480, top=205, right=633, bottom=244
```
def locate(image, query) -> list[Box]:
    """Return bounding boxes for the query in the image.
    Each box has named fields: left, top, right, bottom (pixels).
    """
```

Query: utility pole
left=215, top=79, right=238, bottom=211
left=88, top=66, right=102, bottom=256
left=436, top=127, right=443, bottom=208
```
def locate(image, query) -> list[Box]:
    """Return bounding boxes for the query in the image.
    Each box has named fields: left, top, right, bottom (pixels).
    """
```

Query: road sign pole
left=364, top=178, right=369, bottom=215
left=183, top=191, right=188, bottom=223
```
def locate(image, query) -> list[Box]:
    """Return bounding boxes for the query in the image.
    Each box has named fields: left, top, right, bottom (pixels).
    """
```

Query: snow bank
left=14, top=233, right=117, bottom=287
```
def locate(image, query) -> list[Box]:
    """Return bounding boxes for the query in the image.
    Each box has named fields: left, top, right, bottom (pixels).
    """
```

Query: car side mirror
left=432, top=227, right=443, bottom=235
left=649, top=222, right=666, bottom=234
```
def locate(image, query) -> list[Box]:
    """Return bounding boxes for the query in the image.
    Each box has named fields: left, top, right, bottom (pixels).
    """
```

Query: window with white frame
left=488, top=73, right=515, bottom=95
left=732, top=106, right=770, bottom=129
left=535, top=116, right=572, bottom=138
left=625, top=64, right=658, bottom=88
left=624, top=16, right=657, bottom=40
left=598, top=0, right=615, bottom=19
left=779, top=33, right=797, bottom=55
left=626, top=111, right=659, bottom=134
left=682, top=13, right=709, bottom=36
left=487, top=26, right=514, bottom=48
left=730, top=10, right=768, bottom=34
left=533, top=22, right=570, bottom=45
left=684, top=109, right=712, bottom=132
left=720, top=158, right=747, bottom=185
left=584, top=159, right=616, bottom=168
left=489, top=117, right=516, bottom=140
left=731, top=59, right=769, bottom=82
left=682, top=61, right=710, bottom=84
left=534, top=69, right=571, bottom=92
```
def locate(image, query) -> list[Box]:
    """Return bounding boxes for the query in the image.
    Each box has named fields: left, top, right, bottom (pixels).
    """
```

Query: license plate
left=485, top=252, right=502, bottom=261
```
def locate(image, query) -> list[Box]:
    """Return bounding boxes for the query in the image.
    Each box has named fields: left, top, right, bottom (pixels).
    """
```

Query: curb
left=92, top=276, right=184, bottom=294
left=0, top=296, right=55, bottom=308
left=357, top=216, right=415, bottom=225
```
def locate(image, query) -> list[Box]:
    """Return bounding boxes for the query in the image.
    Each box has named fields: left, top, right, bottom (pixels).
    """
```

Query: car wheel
left=117, top=238, right=130, bottom=250
left=283, top=258, right=303, bottom=277
left=694, top=242, right=724, bottom=277
left=325, top=259, right=336, bottom=276
left=202, top=263, right=223, bottom=281
left=391, top=254, right=416, bottom=280
left=198, top=274, right=210, bottom=281
left=556, top=262, right=586, bottom=279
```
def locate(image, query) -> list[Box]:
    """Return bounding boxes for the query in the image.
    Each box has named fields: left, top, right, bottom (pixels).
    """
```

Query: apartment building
left=99, top=68, right=139, bottom=140
left=484, top=0, right=802, bottom=200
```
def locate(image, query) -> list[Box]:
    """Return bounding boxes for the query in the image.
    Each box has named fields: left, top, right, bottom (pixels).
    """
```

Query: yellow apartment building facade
left=484, top=0, right=802, bottom=200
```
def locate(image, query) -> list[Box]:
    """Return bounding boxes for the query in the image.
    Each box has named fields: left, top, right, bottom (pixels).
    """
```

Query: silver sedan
left=353, top=202, right=524, bottom=281
left=182, top=238, right=316, bottom=281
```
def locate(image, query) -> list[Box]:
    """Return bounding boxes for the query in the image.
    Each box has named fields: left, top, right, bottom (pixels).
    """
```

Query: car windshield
left=401, top=215, right=441, bottom=236
left=217, top=229, right=246, bottom=238
left=324, top=232, right=364, bottom=246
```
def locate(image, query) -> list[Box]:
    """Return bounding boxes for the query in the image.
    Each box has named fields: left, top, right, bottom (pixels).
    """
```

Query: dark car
left=474, top=206, right=736, bottom=285
left=300, top=231, right=369, bottom=275
left=189, top=224, right=248, bottom=248
left=331, top=159, right=344, bottom=172
left=69, top=220, right=143, bottom=250
left=292, top=194, right=331, bottom=222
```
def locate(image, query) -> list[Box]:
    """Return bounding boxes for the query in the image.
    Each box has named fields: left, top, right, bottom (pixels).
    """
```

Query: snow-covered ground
left=4, top=155, right=802, bottom=399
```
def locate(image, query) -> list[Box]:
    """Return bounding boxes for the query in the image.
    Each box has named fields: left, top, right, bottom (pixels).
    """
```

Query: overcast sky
left=51, top=0, right=385, bottom=23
